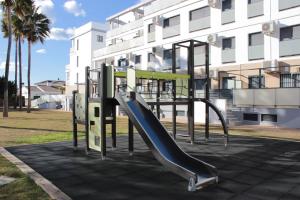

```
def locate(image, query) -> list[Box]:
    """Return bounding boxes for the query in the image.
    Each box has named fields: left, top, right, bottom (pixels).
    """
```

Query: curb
left=0, top=147, right=72, bottom=200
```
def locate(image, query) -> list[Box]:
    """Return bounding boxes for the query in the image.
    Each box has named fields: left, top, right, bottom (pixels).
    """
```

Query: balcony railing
left=280, top=39, right=300, bottom=57
left=189, top=17, right=210, bottom=32
left=233, top=88, right=300, bottom=107
left=248, top=45, right=264, bottom=60
left=148, top=32, right=155, bottom=43
left=107, top=19, right=143, bottom=38
left=222, top=49, right=235, bottom=63
left=279, top=0, right=300, bottom=11
left=163, top=25, right=180, bottom=39
left=94, top=37, right=144, bottom=58
left=145, top=0, right=189, bottom=16
left=248, top=1, right=264, bottom=18
left=222, top=9, right=235, bottom=24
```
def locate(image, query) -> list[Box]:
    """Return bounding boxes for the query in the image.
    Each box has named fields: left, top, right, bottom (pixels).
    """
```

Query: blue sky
left=0, top=0, right=138, bottom=84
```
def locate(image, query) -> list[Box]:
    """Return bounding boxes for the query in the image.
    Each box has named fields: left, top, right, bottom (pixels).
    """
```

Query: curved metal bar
left=199, top=99, right=229, bottom=147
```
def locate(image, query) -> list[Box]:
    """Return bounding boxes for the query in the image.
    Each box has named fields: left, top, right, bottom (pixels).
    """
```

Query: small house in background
left=22, top=80, right=66, bottom=110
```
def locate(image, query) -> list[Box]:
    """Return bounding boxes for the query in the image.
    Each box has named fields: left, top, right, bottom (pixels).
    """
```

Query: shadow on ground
left=6, top=134, right=300, bottom=200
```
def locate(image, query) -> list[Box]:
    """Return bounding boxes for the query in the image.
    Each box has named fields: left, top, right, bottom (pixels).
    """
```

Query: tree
left=1, top=0, right=14, bottom=117
left=24, top=6, right=50, bottom=113
left=0, top=76, right=17, bottom=103
left=2, top=0, right=35, bottom=111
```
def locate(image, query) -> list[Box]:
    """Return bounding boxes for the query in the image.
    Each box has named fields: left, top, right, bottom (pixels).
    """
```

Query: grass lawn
left=0, top=109, right=299, bottom=200
left=0, top=155, right=50, bottom=200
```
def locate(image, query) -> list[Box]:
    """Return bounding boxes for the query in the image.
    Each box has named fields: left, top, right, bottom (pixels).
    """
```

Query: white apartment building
left=66, top=22, right=107, bottom=96
left=67, top=0, right=300, bottom=128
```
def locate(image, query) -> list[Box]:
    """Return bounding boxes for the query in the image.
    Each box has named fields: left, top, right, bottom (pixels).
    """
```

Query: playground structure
left=72, top=40, right=229, bottom=191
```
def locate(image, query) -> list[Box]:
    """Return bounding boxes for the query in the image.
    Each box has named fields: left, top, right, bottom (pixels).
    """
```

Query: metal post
left=85, top=66, right=90, bottom=153
left=72, top=90, right=78, bottom=150
left=112, top=105, right=117, bottom=149
left=156, top=80, right=160, bottom=119
left=112, top=76, right=117, bottom=149
left=172, top=43, right=177, bottom=139
left=259, top=68, right=262, bottom=89
left=128, top=92, right=135, bottom=155
left=189, top=41, right=195, bottom=144
left=205, top=44, right=210, bottom=140
left=100, top=64, right=107, bottom=159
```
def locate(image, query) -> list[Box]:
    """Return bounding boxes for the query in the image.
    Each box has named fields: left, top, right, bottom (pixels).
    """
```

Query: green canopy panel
left=115, top=70, right=190, bottom=81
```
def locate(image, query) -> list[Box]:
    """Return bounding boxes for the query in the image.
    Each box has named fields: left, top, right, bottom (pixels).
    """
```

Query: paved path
left=6, top=135, right=300, bottom=200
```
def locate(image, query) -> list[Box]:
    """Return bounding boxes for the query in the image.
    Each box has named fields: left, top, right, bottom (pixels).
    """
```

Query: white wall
left=67, top=22, right=107, bottom=95
left=94, top=0, right=300, bottom=68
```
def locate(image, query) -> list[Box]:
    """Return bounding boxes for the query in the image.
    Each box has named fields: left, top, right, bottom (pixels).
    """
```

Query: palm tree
left=24, top=6, right=50, bottom=113
left=1, top=0, right=14, bottom=117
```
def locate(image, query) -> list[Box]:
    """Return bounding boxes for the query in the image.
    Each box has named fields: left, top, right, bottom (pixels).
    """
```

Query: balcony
left=248, top=1, right=264, bottom=18
left=147, top=62, right=156, bottom=71
left=162, top=59, right=180, bottom=70
left=189, top=16, right=210, bottom=32
left=233, top=88, right=300, bottom=108
left=222, top=9, right=235, bottom=24
left=279, top=0, right=300, bottom=11
left=148, top=32, right=155, bottom=43
left=248, top=45, right=264, bottom=60
left=107, top=19, right=143, bottom=38
left=222, top=49, right=235, bottom=63
left=144, top=0, right=189, bottom=15
left=163, top=25, right=180, bottom=39
left=94, top=37, right=144, bottom=58
left=280, top=39, right=300, bottom=57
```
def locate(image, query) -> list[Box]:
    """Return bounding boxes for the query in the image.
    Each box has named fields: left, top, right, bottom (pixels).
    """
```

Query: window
left=118, top=58, right=128, bottom=67
left=280, top=25, right=300, bottom=41
left=248, top=0, right=263, bottom=18
left=97, top=35, right=103, bottom=42
left=249, top=32, right=264, bottom=46
left=195, top=79, right=207, bottom=90
left=261, top=114, right=277, bottom=122
left=248, top=75, right=265, bottom=88
left=190, top=7, right=210, bottom=21
left=248, top=0, right=262, bottom=4
left=279, top=0, right=300, bottom=11
left=163, top=49, right=172, bottom=60
left=162, top=81, right=172, bottom=92
left=280, top=73, right=300, bottom=88
left=176, top=110, right=185, bottom=117
left=76, top=56, right=79, bottom=67
left=148, top=24, right=155, bottom=33
left=77, top=39, right=79, bottom=50
left=163, top=48, right=180, bottom=67
left=163, top=15, right=180, bottom=28
left=222, top=0, right=234, bottom=11
left=222, top=37, right=235, bottom=50
left=148, top=53, right=155, bottom=62
left=243, top=113, right=258, bottom=121
left=135, top=55, right=141, bottom=64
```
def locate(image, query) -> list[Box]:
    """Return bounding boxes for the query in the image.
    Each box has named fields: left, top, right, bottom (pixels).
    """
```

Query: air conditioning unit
left=135, top=31, right=140, bottom=37
left=207, top=34, right=218, bottom=45
left=209, top=70, right=219, bottom=79
left=127, top=53, right=135, bottom=61
left=263, top=60, right=279, bottom=72
left=208, top=0, right=220, bottom=8
left=262, top=21, right=276, bottom=35
left=152, top=15, right=162, bottom=25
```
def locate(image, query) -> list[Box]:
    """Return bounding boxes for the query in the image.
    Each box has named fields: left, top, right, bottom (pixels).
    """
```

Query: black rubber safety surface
left=6, top=134, right=300, bottom=200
